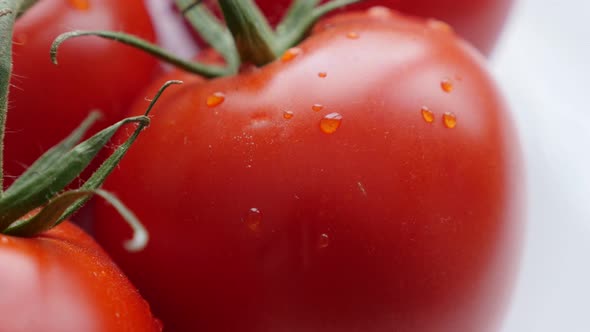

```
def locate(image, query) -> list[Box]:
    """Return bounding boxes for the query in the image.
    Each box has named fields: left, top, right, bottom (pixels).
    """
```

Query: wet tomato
left=95, top=9, right=524, bottom=332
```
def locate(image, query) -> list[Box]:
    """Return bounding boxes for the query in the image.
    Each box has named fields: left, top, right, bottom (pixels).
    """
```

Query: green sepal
left=0, top=114, right=149, bottom=231
left=4, top=189, right=148, bottom=252
left=4, top=190, right=93, bottom=236
left=7, top=111, right=101, bottom=195
left=176, top=0, right=240, bottom=72
left=275, top=0, right=319, bottom=37
left=55, top=80, right=183, bottom=226
left=218, top=0, right=278, bottom=66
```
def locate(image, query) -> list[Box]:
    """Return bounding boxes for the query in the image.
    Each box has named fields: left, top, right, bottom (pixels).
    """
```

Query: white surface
left=493, top=0, right=590, bottom=331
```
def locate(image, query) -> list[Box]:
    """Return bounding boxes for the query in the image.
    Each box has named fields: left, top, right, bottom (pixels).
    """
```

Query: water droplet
left=67, top=0, right=90, bottom=10
left=115, top=312, right=120, bottom=318
left=421, top=106, right=435, bottom=123
left=440, top=79, right=453, bottom=93
left=318, top=233, right=330, bottom=249
left=368, top=6, right=393, bottom=19
left=283, top=111, right=294, bottom=119
left=311, top=104, right=324, bottom=112
left=427, top=19, right=454, bottom=33
left=281, top=47, right=302, bottom=62
left=320, top=113, right=343, bottom=134
left=206, top=92, right=225, bottom=108
left=0, top=237, right=7, bottom=244
left=346, top=32, right=360, bottom=39
left=318, top=72, right=328, bottom=78
left=243, top=208, right=262, bottom=232
left=442, top=112, right=457, bottom=128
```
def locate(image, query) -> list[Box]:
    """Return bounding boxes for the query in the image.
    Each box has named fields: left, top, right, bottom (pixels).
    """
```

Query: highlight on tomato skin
left=93, top=6, right=525, bottom=332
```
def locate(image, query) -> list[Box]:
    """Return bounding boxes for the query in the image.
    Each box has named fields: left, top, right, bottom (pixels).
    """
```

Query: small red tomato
left=0, top=221, right=161, bottom=332
left=6, top=0, right=158, bottom=186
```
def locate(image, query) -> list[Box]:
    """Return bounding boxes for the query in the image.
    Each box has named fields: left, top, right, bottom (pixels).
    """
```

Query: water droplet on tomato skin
left=319, top=113, right=343, bottom=134
left=243, top=208, right=262, bottom=232
left=440, top=79, right=454, bottom=93
left=206, top=92, right=225, bottom=108
left=311, top=104, right=324, bottom=112
left=318, top=233, right=330, bottom=249
left=421, top=106, right=435, bottom=123
left=318, top=72, right=327, bottom=78
left=67, top=0, right=90, bottom=10
left=281, top=47, right=302, bottom=62
left=346, top=32, right=360, bottom=39
left=442, top=112, right=457, bottom=128
left=283, top=111, right=294, bottom=119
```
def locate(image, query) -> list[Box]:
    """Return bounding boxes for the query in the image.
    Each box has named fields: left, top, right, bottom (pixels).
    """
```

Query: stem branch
left=176, top=0, right=239, bottom=72
left=51, top=30, right=231, bottom=78
left=218, top=0, right=277, bottom=66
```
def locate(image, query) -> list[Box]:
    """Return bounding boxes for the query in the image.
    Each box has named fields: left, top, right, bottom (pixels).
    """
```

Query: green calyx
left=0, top=0, right=180, bottom=250
left=0, top=80, right=182, bottom=249
left=50, top=0, right=361, bottom=78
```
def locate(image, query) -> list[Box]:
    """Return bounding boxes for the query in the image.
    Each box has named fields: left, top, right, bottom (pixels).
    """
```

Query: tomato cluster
left=0, top=1, right=523, bottom=331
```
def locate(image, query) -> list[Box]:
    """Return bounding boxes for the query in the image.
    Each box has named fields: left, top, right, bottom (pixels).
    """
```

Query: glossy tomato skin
left=6, top=0, right=158, bottom=185
left=95, top=10, right=524, bottom=332
left=0, top=221, right=161, bottom=332
left=204, top=0, right=514, bottom=55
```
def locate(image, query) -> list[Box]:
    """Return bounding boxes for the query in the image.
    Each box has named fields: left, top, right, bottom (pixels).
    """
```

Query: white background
left=494, top=0, right=590, bottom=331
left=146, top=0, right=590, bottom=330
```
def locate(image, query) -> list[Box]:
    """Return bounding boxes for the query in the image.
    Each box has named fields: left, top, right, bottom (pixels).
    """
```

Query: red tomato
left=0, top=221, right=161, bottom=332
left=204, top=0, right=514, bottom=55
left=95, top=10, right=524, bottom=332
left=6, top=0, right=158, bottom=185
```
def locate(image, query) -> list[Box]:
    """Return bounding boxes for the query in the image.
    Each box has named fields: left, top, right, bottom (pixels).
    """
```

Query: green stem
left=0, top=0, right=33, bottom=195
left=51, top=30, right=231, bottom=78
left=275, top=0, right=319, bottom=37
left=218, top=0, right=277, bottom=66
left=175, top=0, right=239, bottom=72
left=275, top=0, right=361, bottom=53
left=313, top=0, right=361, bottom=18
